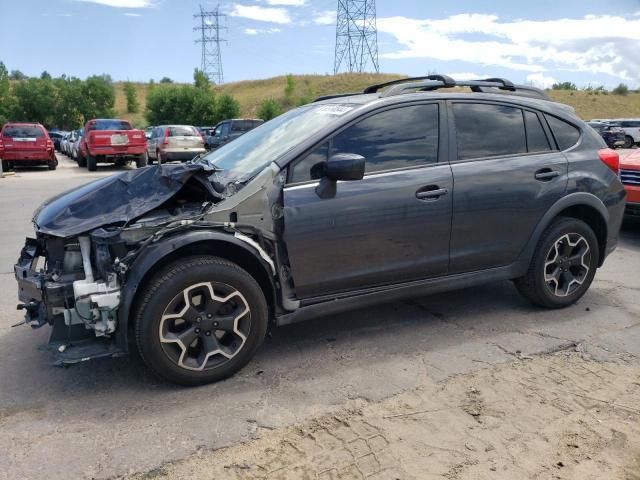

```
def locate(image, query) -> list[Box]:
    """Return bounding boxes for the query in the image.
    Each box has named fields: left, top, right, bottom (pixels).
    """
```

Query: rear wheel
left=157, top=150, right=164, bottom=164
left=134, top=256, right=268, bottom=385
left=87, top=154, right=97, bottom=171
left=136, top=151, right=148, bottom=168
left=47, top=158, right=57, bottom=170
left=515, top=217, right=599, bottom=308
left=624, top=135, right=635, bottom=149
left=77, top=152, right=86, bottom=167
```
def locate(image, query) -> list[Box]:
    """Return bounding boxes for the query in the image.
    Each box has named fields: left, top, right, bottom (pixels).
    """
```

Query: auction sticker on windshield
left=315, top=105, right=355, bottom=116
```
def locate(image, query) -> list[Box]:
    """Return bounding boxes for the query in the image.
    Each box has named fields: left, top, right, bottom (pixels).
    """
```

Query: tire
left=136, top=151, right=148, bottom=168
left=624, top=136, right=634, bottom=149
left=157, top=150, right=164, bottom=164
left=515, top=217, right=599, bottom=309
left=47, top=158, right=57, bottom=170
left=77, top=152, right=86, bottom=167
left=134, top=256, right=269, bottom=386
left=87, top=154, right=97, bottom=171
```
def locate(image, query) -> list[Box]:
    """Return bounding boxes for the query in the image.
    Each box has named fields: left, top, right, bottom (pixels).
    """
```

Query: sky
left=1, top=0, right=640, bottom=88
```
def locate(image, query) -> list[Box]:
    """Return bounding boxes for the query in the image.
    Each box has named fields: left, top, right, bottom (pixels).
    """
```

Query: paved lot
left=0, top=154, right=639, bottom=479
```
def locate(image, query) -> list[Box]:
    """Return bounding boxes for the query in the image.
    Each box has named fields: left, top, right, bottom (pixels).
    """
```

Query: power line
left=194, top=4, right=227, bottom=84
left=334, top=0, right=379, bottom=74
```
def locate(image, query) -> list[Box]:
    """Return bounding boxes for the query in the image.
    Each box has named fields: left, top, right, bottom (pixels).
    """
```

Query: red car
left=0, top=123, right=57, bottom=170
left=79, top=118, right=147, bottom=171
left=620, top=150, right=640, bottom=218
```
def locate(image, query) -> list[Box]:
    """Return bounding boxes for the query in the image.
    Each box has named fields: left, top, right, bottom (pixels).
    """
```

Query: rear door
left=448, top=101, right=568, bottom=273
left=283, top=102, right=453, bottom=299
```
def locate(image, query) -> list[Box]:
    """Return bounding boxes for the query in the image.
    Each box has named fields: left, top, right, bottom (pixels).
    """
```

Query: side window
left=290, top=104, right=439, bottom=182
left=524, top=111, right=551, bottom=152
left=221, top=123, right=231, bottom=136
left=453, top=103, right=526, bottom=160
left=333, top=104, right=439, bottom=174
left=544, top=114, right=580, bottom=151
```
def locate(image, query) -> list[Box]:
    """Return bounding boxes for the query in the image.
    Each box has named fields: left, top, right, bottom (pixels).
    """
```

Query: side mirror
left=315, top=153, right=365, bottom=199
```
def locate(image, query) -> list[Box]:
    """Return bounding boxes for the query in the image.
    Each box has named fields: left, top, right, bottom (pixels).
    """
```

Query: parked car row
left=199, top=118, right=263, bottom=151
left=590, top=118, right=640, bottom=148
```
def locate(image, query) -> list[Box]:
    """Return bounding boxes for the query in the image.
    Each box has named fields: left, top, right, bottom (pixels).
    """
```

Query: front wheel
left=134, top=256, right=269, bottom=385
left=515, top=217, right=599, bottom=308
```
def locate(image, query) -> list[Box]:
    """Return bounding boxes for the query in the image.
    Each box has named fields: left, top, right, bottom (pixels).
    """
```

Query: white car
left=591, top=118, right=640, bottom=148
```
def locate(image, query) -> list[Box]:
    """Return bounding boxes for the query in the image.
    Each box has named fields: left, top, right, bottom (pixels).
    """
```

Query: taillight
left=162, top=128, right=170, bottom=146
left=598, top=148, right=619, bottom=175
left=46, top=139, right=53, bottom=151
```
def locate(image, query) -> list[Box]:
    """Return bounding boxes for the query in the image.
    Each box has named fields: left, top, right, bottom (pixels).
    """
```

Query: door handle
left=534, top=169, right=561, bottom=181
left=416, top=186, right=449, bottom=200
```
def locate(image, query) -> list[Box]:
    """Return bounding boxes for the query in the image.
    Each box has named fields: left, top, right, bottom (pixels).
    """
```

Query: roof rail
left=313, top=75, right=552, bottom=103
left=363, top=75, right=455, bottom=94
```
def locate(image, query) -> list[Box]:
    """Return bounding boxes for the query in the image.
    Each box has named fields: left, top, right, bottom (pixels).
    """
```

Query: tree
left=0, top=62, right=12, bottom=124
left=160, top=77, right=174, bottom=84
left=40, top=71, right=52, bottom=80
left=53, top=76, right=84, bottom=129
left=257, top=98, right=283, bottom=121
left=551, top=81, right=577, bottom=91
left=146, top=85, right=216, bottom=126
left=217, top=94, right=240, bottom=120
left=79, top=75, right=115, bottom=120
left=612, top=83, right=629, bottom=96
left=123, top=81, right=139, bottom=113
left=11, top=77, right=57, bottom=126
left=193, top=69, right=210, bottom=90
left=9, top=69, right=27, bottom=80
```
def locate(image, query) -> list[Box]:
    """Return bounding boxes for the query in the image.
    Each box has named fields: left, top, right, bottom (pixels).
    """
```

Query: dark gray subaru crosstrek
left=15, top=76, right=626, bottom=385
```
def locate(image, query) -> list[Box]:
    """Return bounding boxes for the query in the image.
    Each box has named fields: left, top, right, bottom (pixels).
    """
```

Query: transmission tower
left=194, top=4, right=226, bottom=84
left=334, top=0, right=379, bottom=74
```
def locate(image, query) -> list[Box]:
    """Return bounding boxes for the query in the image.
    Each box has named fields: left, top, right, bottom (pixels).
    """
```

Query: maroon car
left=0, top=122, right=57, bottom=170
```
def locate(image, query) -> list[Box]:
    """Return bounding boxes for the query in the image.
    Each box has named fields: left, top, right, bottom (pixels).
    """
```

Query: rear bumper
left=2, top=150, right=53, bottom=161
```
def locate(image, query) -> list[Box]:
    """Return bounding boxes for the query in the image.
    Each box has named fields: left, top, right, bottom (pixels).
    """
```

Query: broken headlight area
left=15, top=230, right=130, bottom=364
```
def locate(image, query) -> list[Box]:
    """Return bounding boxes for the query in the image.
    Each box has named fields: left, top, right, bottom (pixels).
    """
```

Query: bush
left=257, top=98, right=283, bottom=121
left=217, top=94, right=240, bottom=120
left=551, top=81, right=577, bottom=91
left=612, top=83, right=629, bottom=96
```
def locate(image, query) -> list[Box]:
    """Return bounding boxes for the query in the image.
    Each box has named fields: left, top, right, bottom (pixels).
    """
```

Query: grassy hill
left=114, top=74, right=640, bottom=126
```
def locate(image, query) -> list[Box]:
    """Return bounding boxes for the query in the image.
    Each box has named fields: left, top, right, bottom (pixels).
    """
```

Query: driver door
left=283, top=103, right=453, bottom=299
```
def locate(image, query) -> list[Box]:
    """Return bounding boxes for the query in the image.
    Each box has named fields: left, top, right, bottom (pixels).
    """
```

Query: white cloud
left=228, top=4, right=291, bottom=24
left=526, top=73, right=558, bottom=89
left=313, top=10, right=335, bottom=25
left=124, top=12, right=141, bottom=16
left=57, top=13, right=73, bottom=17
left=265, top=0, right=306, bottom=5
left=377, top=14, right=640, bottom=83
left=244, top=27, right=281, bottom=35
left=74, top=0, right=154, bottom=7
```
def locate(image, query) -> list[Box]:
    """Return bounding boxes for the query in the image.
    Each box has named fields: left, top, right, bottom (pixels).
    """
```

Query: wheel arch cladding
left=119, top=232, right=277, bottom=352
left=521, top=193, right=609, bottom=269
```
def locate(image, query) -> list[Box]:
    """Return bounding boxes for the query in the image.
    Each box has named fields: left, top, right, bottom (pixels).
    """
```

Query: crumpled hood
left=33, top=163, right=215, bottom=237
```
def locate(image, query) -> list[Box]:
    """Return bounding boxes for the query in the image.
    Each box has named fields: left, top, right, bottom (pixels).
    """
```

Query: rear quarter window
left=544, top=114, right=581, bottom=151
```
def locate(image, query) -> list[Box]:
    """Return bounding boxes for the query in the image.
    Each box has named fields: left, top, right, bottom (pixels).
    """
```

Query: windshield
left=168, top=126, right=199, bottom=137
left=198, top=103, right=355, bottom=183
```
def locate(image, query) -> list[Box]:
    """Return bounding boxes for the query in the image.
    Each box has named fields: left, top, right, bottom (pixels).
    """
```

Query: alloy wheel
left=543, top=233, right=591, bottom=297
left=159, top=282, right=251, bottom=371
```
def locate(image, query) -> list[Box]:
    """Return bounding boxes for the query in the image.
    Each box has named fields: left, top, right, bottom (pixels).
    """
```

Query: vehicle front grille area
left=620, top=169, right=640, bottom=186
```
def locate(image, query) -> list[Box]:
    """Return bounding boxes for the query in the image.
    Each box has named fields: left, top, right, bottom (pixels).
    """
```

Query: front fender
left=116, top=230, right=274, bottom=353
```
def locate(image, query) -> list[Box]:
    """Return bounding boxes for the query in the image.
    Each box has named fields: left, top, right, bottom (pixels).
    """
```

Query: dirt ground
left=126, top=352, right=640, bottom=480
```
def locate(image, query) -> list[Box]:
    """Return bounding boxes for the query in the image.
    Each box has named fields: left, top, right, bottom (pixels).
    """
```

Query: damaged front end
left=14, top=162, right=243, bottom=365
